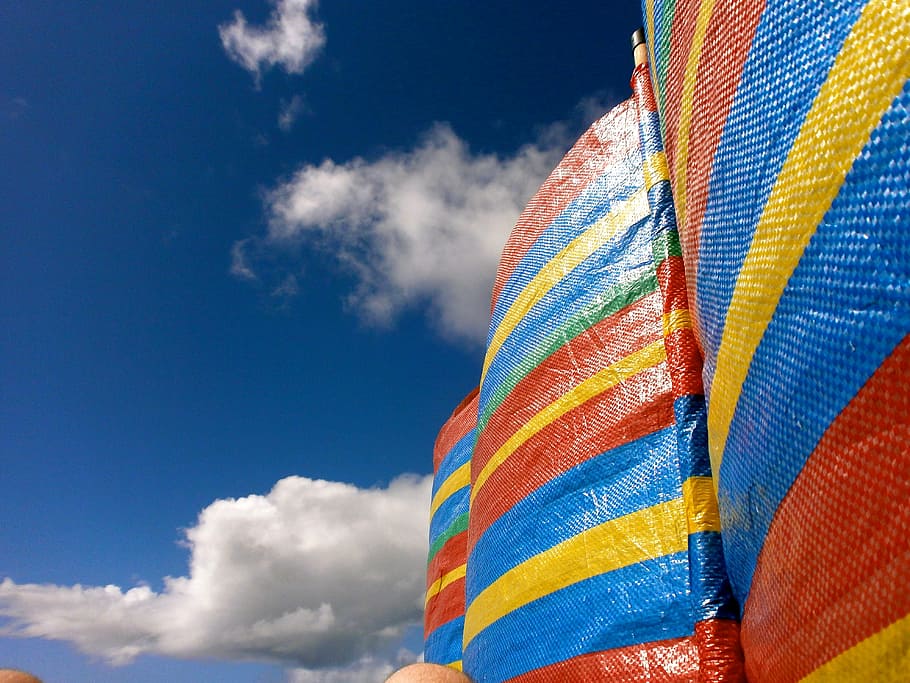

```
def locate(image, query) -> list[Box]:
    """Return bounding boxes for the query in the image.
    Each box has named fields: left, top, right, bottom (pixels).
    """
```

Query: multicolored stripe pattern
left=643, top=0, right=910, bottom=678
left=424, top=388, right=479, bottom=671
left=461, top=65, right=741, bottom=682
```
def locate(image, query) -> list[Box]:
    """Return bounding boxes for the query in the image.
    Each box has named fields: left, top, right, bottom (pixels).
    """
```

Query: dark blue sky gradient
left=1, top=2, right=642, bottom=679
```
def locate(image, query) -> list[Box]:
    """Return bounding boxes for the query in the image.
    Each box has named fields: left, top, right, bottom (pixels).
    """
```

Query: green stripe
left=652, top=225, right=682, bottom=265
left=655, top=0, right=677, bottom=135
left=428, top=511, right=469, bottom=563
left=478, top=271, right=659, bottom=433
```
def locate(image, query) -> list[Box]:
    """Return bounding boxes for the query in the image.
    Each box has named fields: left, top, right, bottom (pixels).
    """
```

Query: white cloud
left=240, top=123, right=565, bottom=343
left=220, top=0, right=325, bottom=82
left=0, top=475, right=432, bottom=672
left=279, top=95, right=307, bottom=131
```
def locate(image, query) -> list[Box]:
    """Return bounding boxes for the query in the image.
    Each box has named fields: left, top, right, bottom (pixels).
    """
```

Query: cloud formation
left=0, top=475, right=431, bottom=676
left=234, top=124, right=565, bottom=343
left=220, top=0, right=325, bottom=81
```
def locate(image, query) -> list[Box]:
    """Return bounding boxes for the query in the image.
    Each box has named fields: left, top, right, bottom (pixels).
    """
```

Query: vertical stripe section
left=708, top=0, right=910, bottom=475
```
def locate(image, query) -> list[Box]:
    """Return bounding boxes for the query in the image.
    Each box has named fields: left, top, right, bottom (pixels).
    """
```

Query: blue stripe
left=429, top=487, right=470, bottom=543
left=424, top=615, right=464, bottom=666
left=674, top=394, right=711, bottom=480
left=467, top=426, right=681, bottom=598
left=695, top=0, right=868, bottom=397
left=431, top=430, right=474, bottom=497
left=463, top=554, right=694, bottom=683
left=639, top=109, right=664, bottom=158
left=479, top=213, right=654, bottom=419
left=488, top=146, right=643, bottom=346
left=719, top=83, right=910, bottom=607
left=689, top=530, right=739, bottom=621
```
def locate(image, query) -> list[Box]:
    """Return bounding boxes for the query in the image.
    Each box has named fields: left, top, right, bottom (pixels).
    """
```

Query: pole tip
left=631, top=28, right=647, bottom=66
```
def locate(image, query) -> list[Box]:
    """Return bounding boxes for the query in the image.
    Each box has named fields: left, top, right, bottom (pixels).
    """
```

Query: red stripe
left=632, top=63, right=658, bottom=113
left=742, top=335, right=910, bottom=680
left=469, top=365, right=675, bottom=545
left=505, top=619, right=743, bottom=682
left=679, top=0, right=765, bottom=314
left=490, top=99, right=639, bottom=312
left=475, top=291, right=664, bottom=472
left=433, top=388, right=479, bottom=472
left=424, top=577, right=466, bottom=638
left=427, top=530, right=467, bottom=590
left=657, top=256, right=704, bottom=398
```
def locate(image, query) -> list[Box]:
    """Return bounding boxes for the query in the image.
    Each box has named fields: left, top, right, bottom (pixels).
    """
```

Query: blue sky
left=1, top=1, right=642, bottom=680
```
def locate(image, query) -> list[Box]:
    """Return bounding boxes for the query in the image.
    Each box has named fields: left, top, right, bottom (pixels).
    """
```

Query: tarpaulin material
left=424, top=388, right=479, bottom=671
left=643, top=0, right=910, bottom=679
left=461, top=63, right=742, bottom=682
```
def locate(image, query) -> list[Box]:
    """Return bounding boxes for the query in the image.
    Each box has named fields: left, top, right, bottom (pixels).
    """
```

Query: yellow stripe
left=802, top=614, right=910, bottom=681
left=429, top=462, right=470, bottom=518
left=645, top=0, right=657, bottom=75
left=708, top=0, right=910, bottom=477
left=463, top=498, right=687, bottom=647
left=425, top=563, right=467, bottom=605
left=672, top=0, right=716, bottom=229
left=446, top=660, right=463, bottom=672
left=643, top=151, right=669, bottom=192
left=480, top=189, right=649, bottom=386
left=470, top=340, right=667, bottom=503
left=682, top=475, right=721, bottom=533
left=662, top=308, right=692, bottom=337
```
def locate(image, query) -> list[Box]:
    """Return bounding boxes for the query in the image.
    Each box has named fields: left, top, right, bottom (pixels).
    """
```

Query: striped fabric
left=643, top=0, right=910, bottom=679
left=425, top=388, right=479, bottom=672
left=461, top=64, right=741, bottom=682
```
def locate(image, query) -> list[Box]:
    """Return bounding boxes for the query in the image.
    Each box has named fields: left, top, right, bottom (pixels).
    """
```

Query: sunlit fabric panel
left=424, top=388, right=479, bottom=672
left=462, top=64, right=741, bottom=682
left=643, top=0, right=910, bottom=678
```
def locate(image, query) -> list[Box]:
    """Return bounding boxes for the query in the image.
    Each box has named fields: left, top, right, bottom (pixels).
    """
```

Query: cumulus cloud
left=219, top=0, right=325, bottom=82
left=236, top=124, right=565, bottom=343
left=0, top=475, right=432, bottom=675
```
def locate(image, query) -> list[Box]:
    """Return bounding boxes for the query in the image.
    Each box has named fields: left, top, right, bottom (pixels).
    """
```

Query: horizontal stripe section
left=432, top=430, right=474, bottom=498
left=482, top=189, right=648, bottom=385
left=429, top=462, right=469, bottom=518
left=433, top=389, right=478, bottom=472
left=425, top=563, right=466, bottom=606
left=464, top=554, right=694, bottom=680
left=803, top=615, right=910, bottom=682
left=446, top=661, right=463, bottom=672
left=741, top=336, right=910, bottom=680
left=478, top=272, right=658, bottom=435
left=503, top=618, right=743, bottom=682
left=427, top=530, right=467, bottom=591
left=424, top=576, right=466, bottom=636
left=428, top=513, right=468, bottom=563
left=490, top=106, right=638, bottom=309
left=469, top=367, right=675, bottom=545
left=464, top=497, right=688, bottom=646
left=468, top=426, right=681, bottom=596
left=709, top=0, right=910, bottom=475
left=472, top=339, right=666, bottom=502
left=643, top=151, right=669, bottom=192
left=480, top=215, right=656, bottom=427
left=423, top=616, right=464, bottom=667
left=476, top=289, right=663, bottom=472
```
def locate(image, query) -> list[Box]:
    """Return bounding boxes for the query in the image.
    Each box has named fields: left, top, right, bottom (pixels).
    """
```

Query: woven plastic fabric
left=424, top=388, right=479, bottom=671
left=461, top=64, right=741, bottom=682
left=643, top=0, right=910, bottom=679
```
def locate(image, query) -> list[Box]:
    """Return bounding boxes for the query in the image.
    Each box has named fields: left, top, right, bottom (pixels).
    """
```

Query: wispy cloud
left=234, top=124, right=567, bottom=343
left=279, top=95, right=307, bottom=131
left=219, top=0, right=325, bottom=83
left=0, top=475, right=431, bottom=676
